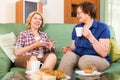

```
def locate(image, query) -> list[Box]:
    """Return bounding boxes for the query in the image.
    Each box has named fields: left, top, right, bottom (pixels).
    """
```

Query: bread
left=40, top=68, right=66, bottom=80
left=30, top=71, right=43, bottom=80
left=54, top=70, right=65, bottom=80
left=42, top=75, right=56, bottom=80
left=83, top=66, right=95, bottom=73
left=30, top=70, right=56, bottom=80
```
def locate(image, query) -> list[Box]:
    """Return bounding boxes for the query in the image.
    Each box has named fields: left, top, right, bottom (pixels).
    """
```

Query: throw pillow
left=0, top=32, right=16, bottom=62
left=110, top=37, right=120, bottom=62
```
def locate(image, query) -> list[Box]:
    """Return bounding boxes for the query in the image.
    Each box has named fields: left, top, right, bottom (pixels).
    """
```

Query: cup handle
left=40, top=63, right=43, bottom=69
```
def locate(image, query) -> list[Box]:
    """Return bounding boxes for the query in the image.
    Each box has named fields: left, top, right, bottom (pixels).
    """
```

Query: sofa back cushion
left=0, top=23, right=117, bottom=60
left=0, top=23, right=26, bottom=36
left=42, top=23, right=75, bottom=59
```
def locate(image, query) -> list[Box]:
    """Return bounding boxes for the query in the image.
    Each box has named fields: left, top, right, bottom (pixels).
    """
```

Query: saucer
left=75, top=70, right=102, bottom=76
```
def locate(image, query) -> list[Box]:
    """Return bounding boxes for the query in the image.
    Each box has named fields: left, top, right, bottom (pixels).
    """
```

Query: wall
left=43, top=0, right=64, bottom=23
left=0, top=0, right=18, bottom=23
left=0, top=0, right=108, bottom=24
left=100, top=0, right=105, bottom=23
left=0, top=0, right=64, bottom=23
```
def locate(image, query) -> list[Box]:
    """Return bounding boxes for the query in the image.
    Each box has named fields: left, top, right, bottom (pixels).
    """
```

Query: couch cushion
left=1, top=72, right=26, bottom=80
left=104, top=63, right=120, bottom=73
left=10, top=67, right=25, bottom=73
left=0, top=23, right=26, bottom=36
left=42, top=23, right=75, bottom=59
left=0, top=48, right=11, bottom=79
left=0, top=32, right=16, bottom=62
left=110, top=37, right=120, bottom=62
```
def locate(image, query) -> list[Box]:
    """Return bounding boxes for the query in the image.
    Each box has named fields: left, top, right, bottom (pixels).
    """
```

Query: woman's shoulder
left=73, top=24, right=84, bottom=29
left=19, top=30, right=31, bottom=36
left=75, top=24, right=83, bottom=27
left=96, top=21, right=110, bottom=33
left=39, top=31, right=48, bottom=36
left=96, top=20, right=108, bottom=27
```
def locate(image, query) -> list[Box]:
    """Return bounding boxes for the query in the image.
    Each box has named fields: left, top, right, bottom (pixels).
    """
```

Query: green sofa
left=0, top=23, right=120, bottom=79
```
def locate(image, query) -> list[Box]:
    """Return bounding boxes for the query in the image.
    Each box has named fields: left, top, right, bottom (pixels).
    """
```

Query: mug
left=75, top=27, right=83, bottom=37
left=30, top=61, right=43, bottom=72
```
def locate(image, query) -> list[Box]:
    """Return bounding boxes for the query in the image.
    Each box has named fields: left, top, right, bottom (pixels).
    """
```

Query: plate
left=75, top=70, right=102, bottom=76
left=65, top=75, right=71, bottom=79
left=25, top=70, right=33, bottom=74
left=27, top=74, right=71, bottom=80
left=25, top=70, right=37, bottom=74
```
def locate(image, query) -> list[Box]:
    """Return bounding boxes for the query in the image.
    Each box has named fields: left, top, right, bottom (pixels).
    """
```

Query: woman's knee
left=61, top=52, right=78, bottom=66
left=78, top=55, right=91, bottom=69
left=29, top=55, right=38, bottom=61
left=48, top=53, right=57, bottom=61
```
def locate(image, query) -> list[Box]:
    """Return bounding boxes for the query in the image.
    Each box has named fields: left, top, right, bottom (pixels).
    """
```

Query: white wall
left=0, top=0, right=18, bottom=23
left=0, top=0, right=64, bottom=23
left=43, top=0, right=64, bottom=23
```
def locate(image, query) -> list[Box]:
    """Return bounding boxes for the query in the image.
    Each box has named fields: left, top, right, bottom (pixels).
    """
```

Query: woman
left=14, top=11, right=57, bottom=71
left=58, top=1, right=111, bottom=79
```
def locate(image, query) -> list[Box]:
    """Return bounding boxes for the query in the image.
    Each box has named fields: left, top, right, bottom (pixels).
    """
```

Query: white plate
left=25, top=70, right=33, bottom=74
left=65, top=75, right=71, bottom=79
left=25, top=70, right=37, bottom=75
left=75, top=70, right=102, bottom=76
left=28, top=74, right=71, bottom=80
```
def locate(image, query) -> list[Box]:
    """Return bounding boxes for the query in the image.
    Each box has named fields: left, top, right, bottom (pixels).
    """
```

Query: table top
left=75, top=72, right=120, bottom=80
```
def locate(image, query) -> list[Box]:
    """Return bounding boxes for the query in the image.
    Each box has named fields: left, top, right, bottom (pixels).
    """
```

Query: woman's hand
left=47, top=39, right=55, bottom=50
left=62, top=46, right=72, bottom=53
left=34, top=40, right=49, bottom=48
left=82, top=27, right=93, bottom=39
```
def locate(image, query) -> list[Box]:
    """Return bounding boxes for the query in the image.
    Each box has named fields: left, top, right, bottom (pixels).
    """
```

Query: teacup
left=75, top=27, right=83, bottom=37
left=30, top=61, right=43, bottom=72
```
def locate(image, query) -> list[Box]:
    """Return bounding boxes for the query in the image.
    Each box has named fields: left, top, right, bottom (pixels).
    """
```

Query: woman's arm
left=70, top=40, right=76, bottom=50
left=89, top=36, right=110, bottom=57
left=83, top=27, right=110, bottom=57
left=14, top=41, right=49, bottom=56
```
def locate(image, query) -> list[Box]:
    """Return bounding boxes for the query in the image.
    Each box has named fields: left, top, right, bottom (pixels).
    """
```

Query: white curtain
left=105, top=0, right=120, bottom=44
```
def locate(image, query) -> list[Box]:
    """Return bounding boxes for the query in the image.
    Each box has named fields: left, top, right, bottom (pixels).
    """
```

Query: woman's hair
left=26, top=11, right=44, bottom=29
left=77, top=1, right=96, bottom=19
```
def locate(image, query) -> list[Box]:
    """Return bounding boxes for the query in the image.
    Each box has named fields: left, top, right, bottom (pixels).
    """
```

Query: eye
left=39, top=18, right=42, bottom=20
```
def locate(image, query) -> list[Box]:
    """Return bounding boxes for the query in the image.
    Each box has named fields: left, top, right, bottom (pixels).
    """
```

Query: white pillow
left=0, top=32, right=16, bottom=62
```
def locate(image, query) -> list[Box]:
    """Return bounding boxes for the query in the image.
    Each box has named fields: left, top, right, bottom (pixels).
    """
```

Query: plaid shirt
left=14, top=30, right=50, bottom=56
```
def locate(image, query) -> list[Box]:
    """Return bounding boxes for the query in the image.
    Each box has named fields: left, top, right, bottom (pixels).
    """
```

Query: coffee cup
left=30, top=61, right=43, bottom=72
left=75, top=27, right=83, bottom=37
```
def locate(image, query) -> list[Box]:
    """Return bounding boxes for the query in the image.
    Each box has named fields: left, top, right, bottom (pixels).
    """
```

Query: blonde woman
left=14, top=11, right=57, bottom=71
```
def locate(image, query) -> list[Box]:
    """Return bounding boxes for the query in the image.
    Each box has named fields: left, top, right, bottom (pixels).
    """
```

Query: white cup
left=30, top=61, right=43, bottom=72
left=75, top=27, right=83, bottom=37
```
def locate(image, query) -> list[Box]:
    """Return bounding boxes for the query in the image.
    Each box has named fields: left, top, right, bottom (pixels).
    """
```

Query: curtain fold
left=105, top=0, right=120, bottom=44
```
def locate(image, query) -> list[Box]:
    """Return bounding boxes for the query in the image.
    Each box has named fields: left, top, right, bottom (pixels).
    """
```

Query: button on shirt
left=72, top=20, right=111, bottom=63
left=14, top=30, right=50, bottom=56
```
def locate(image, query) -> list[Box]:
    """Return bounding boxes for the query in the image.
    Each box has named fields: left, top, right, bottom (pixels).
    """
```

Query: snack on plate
left=41, top=68, right=53, bottom=75
left=42, top=75, right=56, bottom=80
left=54, top=70, right=66, bottom=80
left=30, top=71, right=43, bottom=80
left=30, top=71, right=56, bottom=80
left=83, top=66, right=95, bottom=73
left=40, top=68, right=66, bottom=80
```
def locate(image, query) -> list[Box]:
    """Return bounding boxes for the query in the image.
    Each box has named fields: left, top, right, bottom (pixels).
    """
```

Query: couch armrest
left=0, top=48, right=11, bottom=79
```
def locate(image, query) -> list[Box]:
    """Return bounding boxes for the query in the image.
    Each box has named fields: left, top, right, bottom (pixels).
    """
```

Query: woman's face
left=30, top=14, right=42, bottom=29
left=76, top=7, right=89, bottom=23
